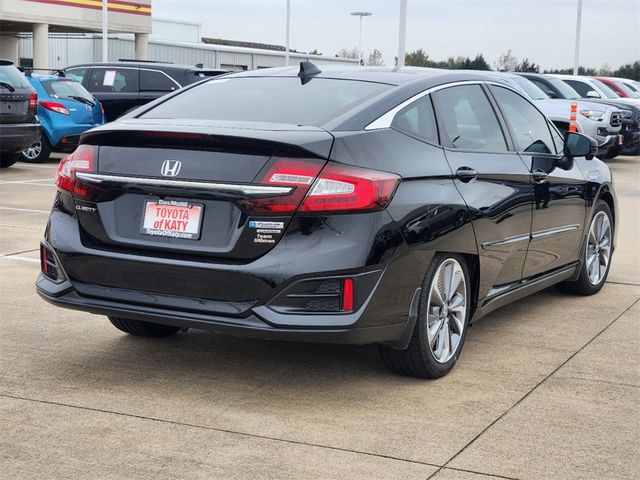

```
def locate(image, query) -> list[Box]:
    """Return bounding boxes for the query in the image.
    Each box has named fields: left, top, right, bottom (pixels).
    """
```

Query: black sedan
left=37, top=65, right=617, bottom=378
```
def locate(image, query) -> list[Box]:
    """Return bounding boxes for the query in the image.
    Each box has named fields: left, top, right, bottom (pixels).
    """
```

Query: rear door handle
left=532, top=170, right=548, bottom=183
left=455, top=167, right=478, bottom=183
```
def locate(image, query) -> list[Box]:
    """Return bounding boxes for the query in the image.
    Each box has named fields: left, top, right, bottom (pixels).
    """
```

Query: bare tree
left=494, top=50, right=518, bottom=72
left=337, top=46, right=360, bottom=59
left=366, top=49, right=384, bottom=66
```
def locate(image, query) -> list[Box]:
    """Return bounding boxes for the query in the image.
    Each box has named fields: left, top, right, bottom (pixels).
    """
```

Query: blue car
left=21, top=74, right=105, bottom=163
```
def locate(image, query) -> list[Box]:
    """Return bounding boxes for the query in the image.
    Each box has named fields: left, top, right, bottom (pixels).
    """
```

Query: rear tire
left=21, top=136, right=51, bottom=163
left=0, top=152, right=19, bottom=168
left=559, top=200, right=613, bottom=295
left=108, top=316, right=180, bottom=337
left=379, top=253, right=471, bottom=379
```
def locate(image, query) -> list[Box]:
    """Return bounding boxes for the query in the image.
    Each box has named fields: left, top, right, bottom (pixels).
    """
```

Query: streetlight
left=102, top=0, right=108, bottom=62
left=573, top=0, right=583, bottom=75
left=350, top=11, right=372, bottom=65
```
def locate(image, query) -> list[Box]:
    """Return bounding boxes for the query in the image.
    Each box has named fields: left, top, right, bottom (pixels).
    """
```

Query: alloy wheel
left=426, top=258, right=467, bottom=364
left=586, top=211, right=611, bottom=285
left=23, top=141, right=42, bottom=160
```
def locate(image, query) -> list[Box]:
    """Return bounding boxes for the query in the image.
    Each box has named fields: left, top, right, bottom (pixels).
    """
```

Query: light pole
left=350, top=11, right=372, bottom=65
left=573, top=0, right=583, bottom=75
left=397, top=0, right=407, bottom=68
left=102, top=0, right=108, bottom=62
left=285, top=0, right=291, bottom=66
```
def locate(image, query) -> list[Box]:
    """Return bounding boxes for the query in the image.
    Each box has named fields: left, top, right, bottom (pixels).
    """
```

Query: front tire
left=108, top=316, right=180, bottom=337
left=559, top=200, right=613, bottom=295
left=379, top=253, right=471, bottom=379
left=21, top=136, right=51, bottom=163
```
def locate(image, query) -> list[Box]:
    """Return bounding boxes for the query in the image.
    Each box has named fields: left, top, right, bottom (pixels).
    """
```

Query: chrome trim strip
left=482, top=233, right=530, bottom=249
left=483, top=224, right=581, bottom=249
left=365, top=80, right=485, bottom=131
left=531, top=224, right=581, bottom=240
left=75, top=172, right=293, bottom=197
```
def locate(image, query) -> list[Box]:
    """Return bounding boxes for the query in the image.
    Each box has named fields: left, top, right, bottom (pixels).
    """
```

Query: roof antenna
left=298, top=61, right=321, bottom=85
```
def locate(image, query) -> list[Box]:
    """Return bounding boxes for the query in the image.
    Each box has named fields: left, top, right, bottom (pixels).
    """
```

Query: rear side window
left=89, top=68, right=138, bottom=93
left=141, top=77, right=392, bottom=127
left=492, top=86, right=555, bottom=154
left=391, top=96, right=438, bottom=144
left=431, top=84, right=507, bottom=152
left=65, top=68, right=87, bottom=84
left=140, top=70, right=178, bottom=92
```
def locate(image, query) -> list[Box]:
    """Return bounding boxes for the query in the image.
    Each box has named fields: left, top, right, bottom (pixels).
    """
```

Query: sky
left=152, top=0, right=640, bottom=71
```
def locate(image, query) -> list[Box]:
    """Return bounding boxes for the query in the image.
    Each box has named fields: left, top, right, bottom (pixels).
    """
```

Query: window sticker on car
left=103, top=70, right=117, bottom=87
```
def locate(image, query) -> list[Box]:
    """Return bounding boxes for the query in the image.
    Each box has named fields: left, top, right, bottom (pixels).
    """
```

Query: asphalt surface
left=0, top=154, right=638, bottom=480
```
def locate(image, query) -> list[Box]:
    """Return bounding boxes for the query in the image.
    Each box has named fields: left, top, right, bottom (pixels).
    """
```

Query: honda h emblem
left=161, top=160, right=182, bottom=177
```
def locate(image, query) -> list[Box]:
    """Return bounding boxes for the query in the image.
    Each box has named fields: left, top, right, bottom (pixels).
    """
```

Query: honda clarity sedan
left=37, top=65, right=616, bottom=378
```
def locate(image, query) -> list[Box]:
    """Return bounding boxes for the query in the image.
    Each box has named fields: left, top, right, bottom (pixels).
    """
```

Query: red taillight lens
left=29, top=91, right=38, bottom=110
left=40, top=100, right=69, bottom=115
left=300, top=164, right=399, bottom=213
left=252, top=157, right=325, bottom=213
left=55, top=144, right=99, bottom=199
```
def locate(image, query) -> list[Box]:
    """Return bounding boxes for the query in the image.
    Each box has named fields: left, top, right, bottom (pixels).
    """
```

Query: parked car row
left=0, top=59, right=228, bottom=168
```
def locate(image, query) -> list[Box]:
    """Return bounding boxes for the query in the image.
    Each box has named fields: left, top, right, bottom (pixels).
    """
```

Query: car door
left=489, top=84, right=588, bottom=279
left=87, top=67, right=140, bottom=121
left=138, top=68, right=180, bottom=106
left=431, top=83, right=534, bottom=299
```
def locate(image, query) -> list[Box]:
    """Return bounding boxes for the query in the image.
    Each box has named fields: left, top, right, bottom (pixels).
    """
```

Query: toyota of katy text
left=37, top=65, right=617, bottom=378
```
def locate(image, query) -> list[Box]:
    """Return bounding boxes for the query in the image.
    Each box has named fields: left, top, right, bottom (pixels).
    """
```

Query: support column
left=0, top=35, right=20, bottom=64
left=33, top=23, right=49, bottom=70
left=135, top=33, right=149, bottom=61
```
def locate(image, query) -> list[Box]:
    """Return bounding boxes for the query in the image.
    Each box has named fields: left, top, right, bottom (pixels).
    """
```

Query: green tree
left=515, top=58, right=539, bottom=73
left=613, top=61, right=640, bottom=80
left=405, top=49, right=433, bottom=67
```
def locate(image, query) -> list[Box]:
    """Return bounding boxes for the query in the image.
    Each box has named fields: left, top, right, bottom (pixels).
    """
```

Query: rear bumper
left=36, top=274, right=406, bottom=344
left=37, top=206, right=419, bottom=345
left=0, top=123, right=41, bottom=153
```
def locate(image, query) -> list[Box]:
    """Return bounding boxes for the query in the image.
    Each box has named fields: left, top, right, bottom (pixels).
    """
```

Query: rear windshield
left=0, top=65, right=30, bottom=89
left=42, top=79, right=95, bottom=104
left=141, top=77, right=392, bottom=126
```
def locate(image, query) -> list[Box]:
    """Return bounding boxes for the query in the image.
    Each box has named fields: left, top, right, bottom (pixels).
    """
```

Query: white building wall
left=17, top=34, right=358, bottom=71
left=151, top=19, right=201, bottom=43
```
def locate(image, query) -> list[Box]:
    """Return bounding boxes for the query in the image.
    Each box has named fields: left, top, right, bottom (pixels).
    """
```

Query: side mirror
left=586, top=90, right=600, bottom=98
left=564, top=132, right=597, bottom=160
left=547, top=91, right=559, bottom=99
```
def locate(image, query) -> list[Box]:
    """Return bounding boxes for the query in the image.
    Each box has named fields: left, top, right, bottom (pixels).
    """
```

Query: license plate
left=141, top=200, right=203, bottom=240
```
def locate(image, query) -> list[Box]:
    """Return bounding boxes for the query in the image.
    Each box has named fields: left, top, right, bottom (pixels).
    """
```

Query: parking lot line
left=0, top=207, right=50, bottom=214
left=0, top=178, right=54, bottom=184
left=0, top=255, right=40, bottom=264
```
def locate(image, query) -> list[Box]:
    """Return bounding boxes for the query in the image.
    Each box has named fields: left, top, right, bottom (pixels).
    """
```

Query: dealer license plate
left=141, top=200, right=203, bottom=240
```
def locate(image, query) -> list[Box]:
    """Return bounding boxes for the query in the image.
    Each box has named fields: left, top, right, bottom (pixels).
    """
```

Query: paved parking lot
left=1, top=154, right=638, bottom=479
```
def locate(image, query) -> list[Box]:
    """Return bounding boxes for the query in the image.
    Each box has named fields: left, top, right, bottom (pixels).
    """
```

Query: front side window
left=431, top=84, right=507, bottom=152
left=564, top=79, right=597, bottom=98
left=141, top=77, right=392, bottom=127
left=391, top=96, right=438, bottom=144
left=89, top=68, right=138, bottom=93
left=492, top=86, right=555, bottom=155
left=140, top=70, right=178, bottom=92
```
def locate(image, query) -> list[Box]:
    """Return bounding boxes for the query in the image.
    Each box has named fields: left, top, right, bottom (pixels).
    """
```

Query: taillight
left=253, top=157, right=325, bottom=213
left=29, top=91, right=38, bottom=110
left=55, top=144, right=99, bottom=199
left=300, top=164, right=399, bottom=213
left=40, top=100, right=69, bottom=115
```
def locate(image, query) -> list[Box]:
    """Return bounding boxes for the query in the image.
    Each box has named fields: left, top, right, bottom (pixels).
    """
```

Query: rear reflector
left=40, top=243, right=62, bottom=281
left=342, top=278, right=354, bottom=311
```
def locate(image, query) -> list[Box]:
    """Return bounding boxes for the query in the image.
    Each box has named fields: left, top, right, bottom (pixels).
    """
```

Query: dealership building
left=0, top=0, right=356, bottom=70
